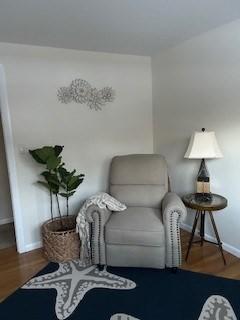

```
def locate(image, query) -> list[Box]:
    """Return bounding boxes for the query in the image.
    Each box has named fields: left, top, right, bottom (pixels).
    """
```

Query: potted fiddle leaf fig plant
left=29, top=145, right=85, bottom=262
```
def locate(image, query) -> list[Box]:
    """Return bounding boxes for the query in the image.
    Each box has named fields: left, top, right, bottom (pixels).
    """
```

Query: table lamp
left=184, top=128, right=223, bottom=201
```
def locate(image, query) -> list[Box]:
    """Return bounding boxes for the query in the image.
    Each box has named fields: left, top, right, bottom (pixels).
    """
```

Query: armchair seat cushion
left=105, top=207, right=165, bottom=247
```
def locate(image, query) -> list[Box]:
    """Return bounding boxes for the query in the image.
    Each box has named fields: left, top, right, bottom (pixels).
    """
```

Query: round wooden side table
left=182, top=193, right=227, bottom=265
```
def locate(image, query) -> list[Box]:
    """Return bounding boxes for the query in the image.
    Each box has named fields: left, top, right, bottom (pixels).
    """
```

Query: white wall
left=152, top=19, right=240, bottom=257
left=0, top=115, right=13, bottom=224
left=0, top=42, right=153, bottom=252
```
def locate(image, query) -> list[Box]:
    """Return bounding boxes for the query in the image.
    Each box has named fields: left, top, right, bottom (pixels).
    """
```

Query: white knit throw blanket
left=76, top=192, right=127, bottom=266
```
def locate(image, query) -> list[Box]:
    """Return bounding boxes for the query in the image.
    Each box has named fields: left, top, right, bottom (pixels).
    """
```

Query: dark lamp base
left=195, top=193, right=213, bottom=203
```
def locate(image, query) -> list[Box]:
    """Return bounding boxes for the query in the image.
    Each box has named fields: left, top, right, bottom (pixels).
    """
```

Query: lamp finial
left=202, top=128, right=205, bottom=132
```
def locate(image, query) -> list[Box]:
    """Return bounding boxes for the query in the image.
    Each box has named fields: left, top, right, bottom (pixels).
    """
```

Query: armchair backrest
left=109, top=154, right=168, bottom=208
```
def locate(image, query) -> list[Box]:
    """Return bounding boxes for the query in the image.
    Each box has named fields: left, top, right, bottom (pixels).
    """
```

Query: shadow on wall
left=0, top=114, right=13, bottom=225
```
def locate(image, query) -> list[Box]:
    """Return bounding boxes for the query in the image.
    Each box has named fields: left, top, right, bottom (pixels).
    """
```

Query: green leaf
left=58, top=167, right=79, bottom=187
left=29, top=149, right=46, bottom=164
left=35, top=147, right=55, bottom=162
left=29, top=145, right=63, bottom=165
left=54, top=145, right=64, bottom=157
left=46, top=156, right=62, bottom=170
left=59, top=191, right=76, bottom=198
left=68, top=175, right=79, bottom=187
left=41, top=171, right=56, bottom=182
left=40, top=171, right=61, bottom=192
left=41, top=171, right=51, bottom=178
left=58, top=167, right=67, bottom=175
left=58, top=167, right=69, bottom=183
left=51, top=187, right=59, bottom=194
left=68, top=178, right=84, bottom=191
left=59, top=192, right=68, bottom=198
left=29, top=146, right=54, bottom=164
left=48, top=179, right=62, bottom=188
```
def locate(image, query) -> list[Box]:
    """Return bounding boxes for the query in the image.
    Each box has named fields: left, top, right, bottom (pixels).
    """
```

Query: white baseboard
left=0, top=217, right=14, bottom=225
left=24, top=241, right=42, bottom=252
left=181, top=222, right=240, bottom=258
left=22, top=224, right=240, bottom=257
left=181, top=222, right=195, bottom=233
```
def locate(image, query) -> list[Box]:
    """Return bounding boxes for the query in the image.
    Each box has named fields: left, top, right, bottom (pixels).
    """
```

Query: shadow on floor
left=0, top=223, right=15, bottom=249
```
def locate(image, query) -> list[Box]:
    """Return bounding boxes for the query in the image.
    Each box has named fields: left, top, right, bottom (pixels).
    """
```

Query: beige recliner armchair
left=86, top=154, right=187, bottom=269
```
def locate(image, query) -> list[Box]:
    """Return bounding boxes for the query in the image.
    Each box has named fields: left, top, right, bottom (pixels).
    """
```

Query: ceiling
left=1, top=0, right=240, bottom=56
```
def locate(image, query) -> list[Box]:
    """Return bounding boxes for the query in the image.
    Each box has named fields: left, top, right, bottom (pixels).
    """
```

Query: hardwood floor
left=0, top=246, right=47, bottom=302
left=181, top=230, right=240, bottom=280
left=0, top=229, right=240, bottom=302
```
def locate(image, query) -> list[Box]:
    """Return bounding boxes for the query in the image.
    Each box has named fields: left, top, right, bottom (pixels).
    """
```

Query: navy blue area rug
left=0, top=260, right=239, bottom=320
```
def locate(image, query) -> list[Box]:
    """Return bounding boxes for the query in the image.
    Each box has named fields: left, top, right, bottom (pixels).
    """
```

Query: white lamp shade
left=184, top=130, right=223, bottom=159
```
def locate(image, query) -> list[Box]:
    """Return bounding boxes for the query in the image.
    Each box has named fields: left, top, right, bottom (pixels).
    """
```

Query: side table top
left=182, top=193, right=227, bottom=211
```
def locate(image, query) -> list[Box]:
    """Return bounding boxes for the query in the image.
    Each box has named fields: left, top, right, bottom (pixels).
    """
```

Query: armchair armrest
left=85, top=205, right=111, bottom=265
left=162, top=192, right=187, bottom=268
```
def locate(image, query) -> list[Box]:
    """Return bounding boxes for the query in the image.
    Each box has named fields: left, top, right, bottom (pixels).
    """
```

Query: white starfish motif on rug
left=198, top=295, right=237, bottom=320
left=22, top=260, right=136, bottom=320
left=110, top=295, right=237, bottom=320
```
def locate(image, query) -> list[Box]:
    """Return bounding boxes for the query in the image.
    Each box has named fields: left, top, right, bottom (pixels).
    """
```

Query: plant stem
left=50, top=189, right=53, bottom=220
left=56, top=194, right=63, bottom=228
left=67, top=196, right=69, bottom=216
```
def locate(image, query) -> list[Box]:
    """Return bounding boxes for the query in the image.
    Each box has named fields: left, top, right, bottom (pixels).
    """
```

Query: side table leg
left=209, top=211, right=226, bottom=265
left=185, top=210, right=200, bottom=261
left=200, top=211, right=205, bottom=246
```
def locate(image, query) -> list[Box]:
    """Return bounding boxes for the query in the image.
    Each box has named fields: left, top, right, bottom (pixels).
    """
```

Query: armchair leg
left=98, top=264, right=104, bottom=271
left=171, top=267, right=178, bottom=274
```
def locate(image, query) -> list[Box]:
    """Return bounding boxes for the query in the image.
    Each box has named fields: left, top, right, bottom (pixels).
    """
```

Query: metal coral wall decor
left=57, top=78, right=115, bottom=111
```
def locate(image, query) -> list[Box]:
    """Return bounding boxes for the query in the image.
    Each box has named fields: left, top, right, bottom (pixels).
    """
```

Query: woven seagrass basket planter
left=42, top=215, right=80, bottom=263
